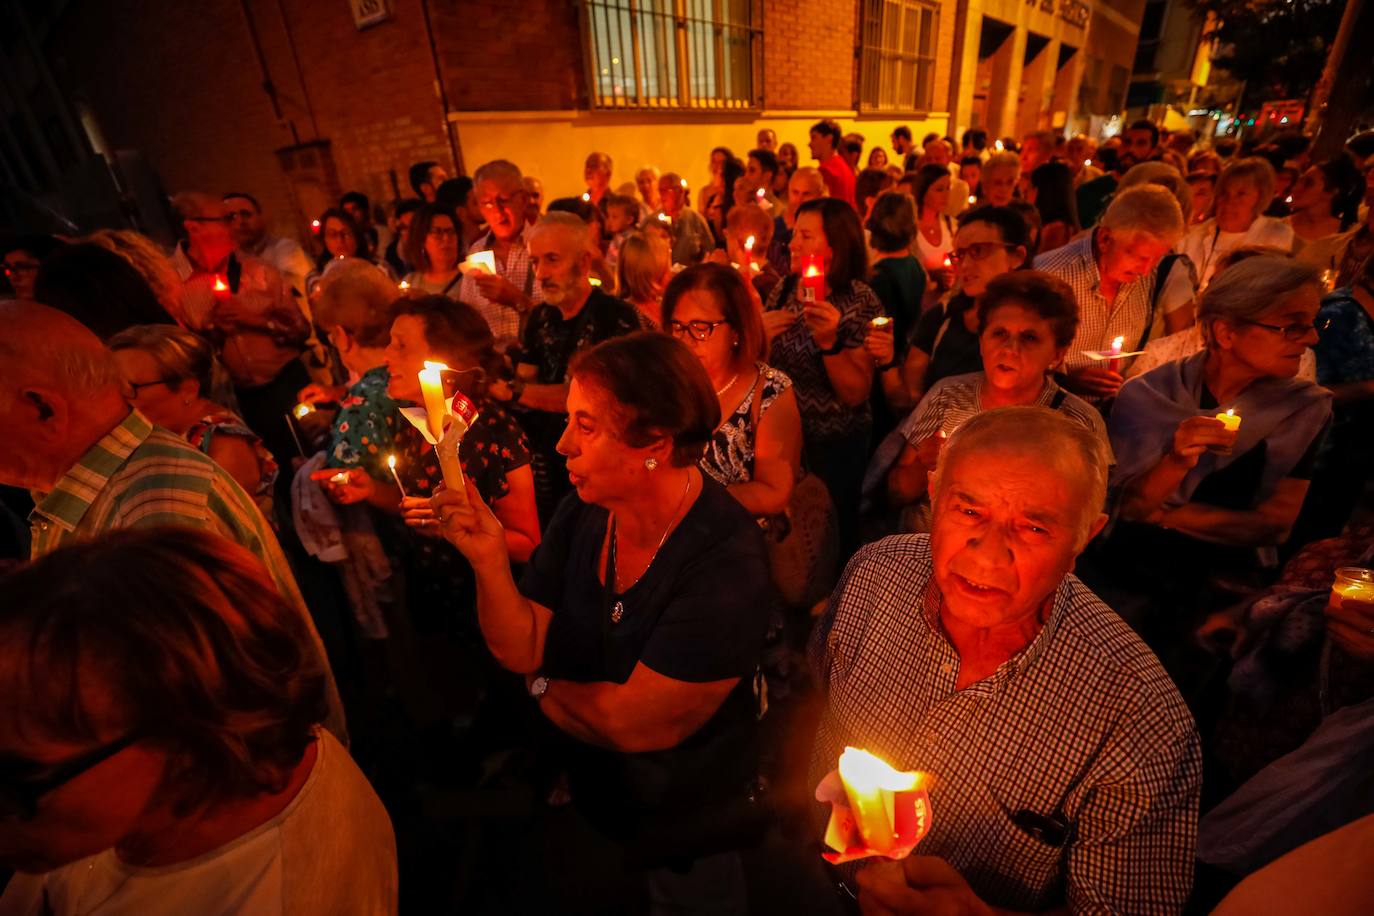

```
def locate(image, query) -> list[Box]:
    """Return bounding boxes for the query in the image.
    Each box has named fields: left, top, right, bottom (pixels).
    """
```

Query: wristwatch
left=529, top=675, right=550, bottom=701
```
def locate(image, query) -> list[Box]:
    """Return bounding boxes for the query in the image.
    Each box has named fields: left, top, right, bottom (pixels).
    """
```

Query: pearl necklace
left=714, top=372, right=740, bottom=397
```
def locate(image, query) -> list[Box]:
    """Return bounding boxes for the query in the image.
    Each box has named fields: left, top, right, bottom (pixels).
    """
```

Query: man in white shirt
left=223, top=191, right=313, bottom=306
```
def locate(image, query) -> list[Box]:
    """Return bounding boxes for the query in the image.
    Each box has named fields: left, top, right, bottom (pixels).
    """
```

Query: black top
left=868, top=255, right=927, bottom=355
left=1192, top=384, right=1327, bottom=510
left=519, top=478, right=771, bottom=842
left=911, top=293, right=983, bottom=390
left=519, top=287, right=642, bottom=386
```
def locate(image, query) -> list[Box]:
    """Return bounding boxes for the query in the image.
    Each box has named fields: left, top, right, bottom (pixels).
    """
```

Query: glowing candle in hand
left=581, top=191, right=591, bottom=202
left=1107, top=334, right=1125, bottom=373
left=417, top=361, right=475, bottom=501
left=418, top=361, right=450, bottom=443
left=869, top=316, right=892, bottom=330
left=967, top=194, right=976, bottom=205
left=387, top=454, right=407, bottom=498
left=801, top=253, right=824, bottom=302
left=836, top=747, right=924, bottom=853
left=293, top=402, right=315, bottom=420
left=1215, top=408, right=1242, bottom=432
left=213, top=275, right=229, bottom=296
left=398, top=279, right=410, bottom=291
left=463, top=250, right=496, bottom=275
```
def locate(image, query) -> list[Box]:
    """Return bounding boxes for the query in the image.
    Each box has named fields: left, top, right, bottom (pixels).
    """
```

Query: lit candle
left=657, top=212, right=673, bottom=227
left=462, top=250, right=496, bottom=275
left=869, top=316, right=892, bottom=329
left=398, top=279, right=410, bottom=291
left=1215, top=408, right=1242, bottom=432
left=212, top=275, right=229, bottom=297
left=967, top=194, right=976, bottom=205
left=416, top=361, right=476, bottom=503
left=387, top=454, right=407, bottom=498
left=1084, top=159, right=1092, bottom=168
left=581, top=191, right=591, bottom=202
left=942, top=255, right=952, bottom=269
left=679, top=178, right=688, bottom=188
left=755, top=186, right=766, bottom=200
left=310, top=218, right=321, bottom=232
left=744, top=234, right=756, bottom=253
left=588, top=276, right=602, bottom=287
left=800, top=253, right=824, bottom=303
left=823, top=747, right=930, bottom=859
left=1107, top=334, right=1125, bottom=373
left=994, top=140, right=1004, bottom=151
left=293, top=402, right=315, bottom=420
left=1332, top=567, right=1374, bottom=607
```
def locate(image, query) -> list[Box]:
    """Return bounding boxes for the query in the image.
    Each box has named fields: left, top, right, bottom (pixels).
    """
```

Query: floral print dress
left=325, top=365, right=403, bottom=481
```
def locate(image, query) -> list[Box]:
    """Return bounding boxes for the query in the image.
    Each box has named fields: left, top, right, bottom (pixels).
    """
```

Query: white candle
left=417, top=361, right=468, bottom=502
left=463, top=250, right=496, bottom=275
left=387, top=454, right=407, bottom=498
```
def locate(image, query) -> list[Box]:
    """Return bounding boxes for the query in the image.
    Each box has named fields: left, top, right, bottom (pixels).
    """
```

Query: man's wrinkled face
left=981, top=165, right=1019, bottom=207
left=529, top=224, right=589, bottom=307
left=1097, top=228, right=1171, bottom=286
left=930, top=447, right=1094, bottom=630
left=476, top=177, right=529, bottom=242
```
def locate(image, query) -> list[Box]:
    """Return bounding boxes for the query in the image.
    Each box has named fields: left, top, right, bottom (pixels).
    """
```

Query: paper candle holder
left=403, top=361, right=481, bottom=503
left=822, top=747, right=932, bottom=864
left=462, top=250, right=496, bottom=275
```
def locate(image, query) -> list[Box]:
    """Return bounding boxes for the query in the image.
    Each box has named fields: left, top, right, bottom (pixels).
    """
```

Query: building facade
left=5, top=0, right=1141, bottom=240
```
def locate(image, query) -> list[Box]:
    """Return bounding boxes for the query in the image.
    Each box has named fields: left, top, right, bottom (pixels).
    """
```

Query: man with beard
left=499, top=212, right=641, bottom=522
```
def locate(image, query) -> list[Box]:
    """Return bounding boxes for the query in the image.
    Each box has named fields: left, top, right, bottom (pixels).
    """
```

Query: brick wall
left=430, top=0, right=582, bottom=111
left=763, top=0, right=859, bottom=110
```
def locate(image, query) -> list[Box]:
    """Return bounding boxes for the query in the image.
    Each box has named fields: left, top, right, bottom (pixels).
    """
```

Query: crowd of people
left=2, top=115, right=1374, bottom=915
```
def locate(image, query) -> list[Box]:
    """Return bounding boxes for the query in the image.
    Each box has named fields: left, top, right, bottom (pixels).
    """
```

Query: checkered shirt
left=458, top=229, right=543, bottom=345
left=809, top=534, right=1200, bottom=913
left=28, top=409, right=347, bottom=741
left=1034, top=233, right=1158, bottom=375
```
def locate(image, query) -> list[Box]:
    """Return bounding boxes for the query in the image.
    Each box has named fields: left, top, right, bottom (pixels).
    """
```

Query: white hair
left=1100, top=184, right=1185, bottom=244
left=529, top=210, right=591, bottom=254
left=931, top=406, right=1110, bottom=550
left=1198, top=255, right=1320, bottom=347
left=0, top=302, right=123, bottom=406
left=473, top=159, right=524, bottom=189
left=1118, top=162, right=1192, bottom=220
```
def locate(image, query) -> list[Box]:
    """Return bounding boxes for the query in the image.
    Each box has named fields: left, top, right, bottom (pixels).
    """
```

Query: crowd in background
left=2, top=115, right=1374, bottom=915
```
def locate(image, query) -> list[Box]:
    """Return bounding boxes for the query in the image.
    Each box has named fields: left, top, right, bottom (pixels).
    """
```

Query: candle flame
left=589, top=276, right=602, bottom=286
left=942, top=255, right=952, bottom=268
left=581, top=192, right=591, bottom=202
left=657, top=212, right=672, bottom=223
left=1111, top=335, right=1125, bottom=351
left=213, top=277, right=228, bottom=292
left=1084, top=159, right=1092, bottom=167
left=994, top=140, right=1004, bottom=151
left=310, top=219, right=321, bottom=231
left=1225, top=408, right=1235, bottom=417
left=398, top=279, right=410, bottom=290
left=870, top=316, right=891, bottom=328
left=680, top=178, right=688, bottom=188
left=967, top=195, right=976, bottom=205
left=423, top=360, right=450, bottom=371
left=839, top=747, right=921, bottom=793
left=387, top=454, right=397, bottom=470
left=755, top=186, right=765, bottom=199
left=744, top=235, right=756, bottom=251
left=293, top=402, right=314, bottom=419
left=804, top=264, right=822, bottom=278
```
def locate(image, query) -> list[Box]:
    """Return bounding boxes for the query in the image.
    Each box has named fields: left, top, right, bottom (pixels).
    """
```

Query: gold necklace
left=610, top=471, right=693, bottom=606
left=714, top=371, right=740, bottom=397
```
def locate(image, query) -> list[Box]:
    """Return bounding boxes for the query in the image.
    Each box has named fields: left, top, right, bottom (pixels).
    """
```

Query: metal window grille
left=580, top=0, right=762, bottom=110
left=857, top=0, right=939, bottom=113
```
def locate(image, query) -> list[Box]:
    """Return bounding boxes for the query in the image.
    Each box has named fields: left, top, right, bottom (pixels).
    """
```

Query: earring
left=644, top=457, right=659, bottom=471
left=732, top=336, right=740, bottom=349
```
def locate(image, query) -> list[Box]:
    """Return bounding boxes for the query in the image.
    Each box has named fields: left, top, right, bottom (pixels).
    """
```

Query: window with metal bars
left=857, top=0, right=940, bottom=113
left=579, top=0, right=762, bottom=110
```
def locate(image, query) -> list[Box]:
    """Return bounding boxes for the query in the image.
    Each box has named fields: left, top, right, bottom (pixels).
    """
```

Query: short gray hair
left=982, top=151, right=1021, bottom=176
left=0, top=302, right=123, bottom=404
left=1216, top=157, right=1278, bottom=220
left=932, top=406, right=1110, bottom=550
left=1118, top=161, right=1192, bottom=220
left=473, top=159, right=523, bottom=189
left=530, top=210, right=590, bottom=253
left=1198, top=255, right=1320, bottom=347
left=1100, top=184, right=1185, bottom=244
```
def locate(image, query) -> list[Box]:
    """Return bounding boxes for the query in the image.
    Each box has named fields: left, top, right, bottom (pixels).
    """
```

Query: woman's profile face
left=979, top=303, right=1064, bottom=392
left=1219, top=285, right=1320, bottom=380
left=556, top=378, right=652, bottom=505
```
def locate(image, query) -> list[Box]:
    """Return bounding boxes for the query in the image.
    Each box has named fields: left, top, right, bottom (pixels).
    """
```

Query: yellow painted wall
left=450, top=110, right=951, bottom=204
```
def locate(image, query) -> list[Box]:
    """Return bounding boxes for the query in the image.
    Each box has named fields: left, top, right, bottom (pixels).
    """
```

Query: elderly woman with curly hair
left=0, top=527, right=397, bottom=914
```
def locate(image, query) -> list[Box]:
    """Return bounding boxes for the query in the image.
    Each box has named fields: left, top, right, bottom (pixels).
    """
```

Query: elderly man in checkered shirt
left=459, top=159, right=543, bottom=349
left=811, top=406, right=1200, bottom=914
left=1035, top=184, right=1191, bottom=402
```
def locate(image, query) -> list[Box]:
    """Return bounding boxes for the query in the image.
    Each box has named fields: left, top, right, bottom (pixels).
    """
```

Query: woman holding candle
left=306, top=260, right=405, bottom=482
left=662, top=263, right=801, bottom=520
left=764, top=197, right=884, bottom=554
left=429, top=332, right=771, bottom=909
left=909, top=164, right=956, bottom=299
left=401, top=203, right=463, bottom=297
left=1098, top=256, right=1331, bottom=624
left=109, top=324, right=277, bottom=519
left=886, top=271, right=1106, bottom=531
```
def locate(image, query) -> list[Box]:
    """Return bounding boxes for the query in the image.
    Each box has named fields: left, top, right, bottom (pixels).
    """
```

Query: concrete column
left=984, top=21, right=1026, bottom=140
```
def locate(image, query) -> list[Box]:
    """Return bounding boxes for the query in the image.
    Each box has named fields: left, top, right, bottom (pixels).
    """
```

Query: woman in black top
left=431, top=332, right=770, bottom=910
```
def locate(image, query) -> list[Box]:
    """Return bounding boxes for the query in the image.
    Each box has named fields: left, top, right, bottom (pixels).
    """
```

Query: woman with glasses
left=901, top=206, right=1030, bottom=405
left=886, top=271, right=1105, bottom=531
left=763, top=197, right=883, bottom=553
left=108, top=324, right=277, bottom=519
left=663, top=263, right=801, bottom=520
left=0, top=527, right=397, bottom=914
left=1099, top=257, right=1331, bottom=616
left=428, top=332, right=770, bottom=910
left=306, top=208, right=394, bottom=295
left=401, top=203, right=463, bottom=296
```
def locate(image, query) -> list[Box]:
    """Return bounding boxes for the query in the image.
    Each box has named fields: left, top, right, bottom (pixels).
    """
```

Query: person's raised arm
left=1118, top=416, right=1232, bottom=522
left=725, top=386, right=801, bottom=517
left=432, top=481, right=552, bottom=672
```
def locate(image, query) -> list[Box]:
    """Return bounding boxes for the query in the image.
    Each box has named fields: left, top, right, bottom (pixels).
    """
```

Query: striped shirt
left=810, top=535, right=1200, bottom=913
left=1034, top=233, right=1159, bottom=375
left=458, top=229, right=543, bottom=345
left=28, top=410, right=346, bottom=741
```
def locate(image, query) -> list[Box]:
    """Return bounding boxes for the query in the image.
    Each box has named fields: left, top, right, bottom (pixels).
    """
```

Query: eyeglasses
left=185, top=216, right=231, bottom=225
left=666, top=319, right=728, bottom=342
left=949, top=242, right=1017, bottom=264
left=224, top=209, right=256, bottom=222
left=427, top=227, right=458, bottom=241
left=1238, top=317, right=1320, bottom=341
left=127, top=378, right=172, bottom=394
left=2, top=261, right=40, bottom=277
left=478, top=194, right=523, bottom=213
left=0, top=733, right=140, bottom=820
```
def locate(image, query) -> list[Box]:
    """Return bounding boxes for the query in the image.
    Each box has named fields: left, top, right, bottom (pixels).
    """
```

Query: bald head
left=0, top=301, right=129, bottom=490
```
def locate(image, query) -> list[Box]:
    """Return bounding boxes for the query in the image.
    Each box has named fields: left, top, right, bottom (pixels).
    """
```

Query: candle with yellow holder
left=821, top=746, right=932, bottom=864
